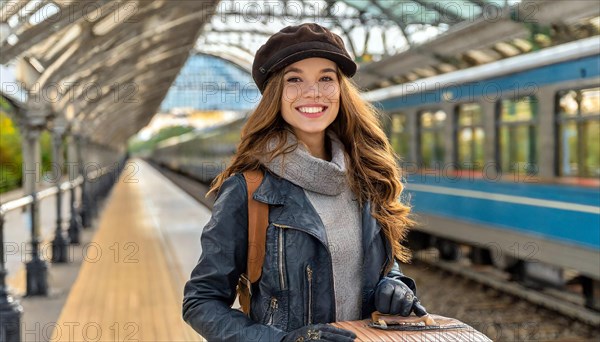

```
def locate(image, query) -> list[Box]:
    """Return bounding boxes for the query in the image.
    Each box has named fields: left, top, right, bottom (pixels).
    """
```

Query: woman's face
left=280, top=57, right=340, bottom=142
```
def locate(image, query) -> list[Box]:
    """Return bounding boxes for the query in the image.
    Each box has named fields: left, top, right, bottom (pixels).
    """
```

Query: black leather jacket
left=182, top=171, right=416, bottom=341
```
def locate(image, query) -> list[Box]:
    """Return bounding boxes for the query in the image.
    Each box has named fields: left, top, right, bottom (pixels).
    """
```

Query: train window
left=456, top=103, right=484, bottom=170
left=419, top=110, right=446, bottom=168
left=498, top=96, right=538, bottom=174
left=557, top=87, right=600, bottom=177
left=390, top=113, right=409, bottom=160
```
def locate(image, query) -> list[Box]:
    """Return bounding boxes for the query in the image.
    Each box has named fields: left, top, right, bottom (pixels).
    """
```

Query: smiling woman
left=183, top=23, right=424, bottom=342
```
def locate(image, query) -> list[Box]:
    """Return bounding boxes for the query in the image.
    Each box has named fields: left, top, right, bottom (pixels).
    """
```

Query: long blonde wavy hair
left=209, top=68, right=413, bottom=269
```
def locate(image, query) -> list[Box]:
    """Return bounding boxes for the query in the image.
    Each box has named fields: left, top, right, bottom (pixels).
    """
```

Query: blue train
left=151, top=37, right=600, bottom=309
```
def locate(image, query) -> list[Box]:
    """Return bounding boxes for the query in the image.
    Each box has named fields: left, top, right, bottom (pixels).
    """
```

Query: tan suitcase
left=330, top=311, right=492, bottom=342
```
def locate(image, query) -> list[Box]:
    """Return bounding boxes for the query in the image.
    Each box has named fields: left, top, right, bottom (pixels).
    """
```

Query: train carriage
left=365, top=36, right=599, bottom=310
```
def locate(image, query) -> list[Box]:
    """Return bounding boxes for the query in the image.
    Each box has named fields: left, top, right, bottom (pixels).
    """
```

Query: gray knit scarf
left=260, top=130, right=347, bottom=196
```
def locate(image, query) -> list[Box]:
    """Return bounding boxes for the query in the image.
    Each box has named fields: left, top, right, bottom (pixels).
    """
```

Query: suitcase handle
left=371, top=311, right=438, bottom=328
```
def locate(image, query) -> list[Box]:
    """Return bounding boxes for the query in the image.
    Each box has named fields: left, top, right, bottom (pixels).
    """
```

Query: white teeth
left=298, top=107, right=324, bottom=113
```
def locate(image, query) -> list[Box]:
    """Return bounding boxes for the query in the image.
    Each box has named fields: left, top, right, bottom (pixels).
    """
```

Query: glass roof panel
left=160, top=54, right=260, bottom=112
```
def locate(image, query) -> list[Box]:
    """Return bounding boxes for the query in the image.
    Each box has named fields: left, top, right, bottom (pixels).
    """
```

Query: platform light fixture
left=512, top=38, right=532, bottom=52
left=590, top=16, right=600, bottom=31
left=28, top=57, right=45, bottom=73
left=29, top=2, right=60, bottom=26
left=404, top=72, right=419, bottom=82
left=464, top=50, right=495, bottom=65
left=436, top=63, right=457, bottom=73
left=413, top=67, right=437, bottom=78
left=493, top=42, right=521, bottom=57
left=6, top=33, right=18, bottom=45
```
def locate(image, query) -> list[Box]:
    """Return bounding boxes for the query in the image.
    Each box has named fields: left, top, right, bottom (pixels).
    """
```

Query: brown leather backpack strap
left=237, top=170, right=268, bottom=315
left=243, top=170, right=269, bottom=283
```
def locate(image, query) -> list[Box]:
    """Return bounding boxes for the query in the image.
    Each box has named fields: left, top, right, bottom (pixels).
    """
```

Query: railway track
left=153, top=161, right=600, bottom=341
left=404, top=254, right=599, bottom=341
left=414, top=251, right=600, bottom=326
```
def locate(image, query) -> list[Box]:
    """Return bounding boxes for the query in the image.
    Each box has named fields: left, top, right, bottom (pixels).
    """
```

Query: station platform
left=5, top=159, right=213, bottom=341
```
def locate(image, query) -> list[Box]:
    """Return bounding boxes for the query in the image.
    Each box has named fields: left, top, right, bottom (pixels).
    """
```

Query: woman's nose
left=302, top=82, right=321, bottom=98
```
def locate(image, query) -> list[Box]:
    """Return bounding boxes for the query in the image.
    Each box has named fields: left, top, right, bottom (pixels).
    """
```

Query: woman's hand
left=282, top=324, right=356, bottom=341
left=374, top=277, right=428, bottom=317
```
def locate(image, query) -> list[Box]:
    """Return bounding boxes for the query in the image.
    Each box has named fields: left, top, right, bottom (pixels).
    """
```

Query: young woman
left=183, top=23, right=427, bottom=342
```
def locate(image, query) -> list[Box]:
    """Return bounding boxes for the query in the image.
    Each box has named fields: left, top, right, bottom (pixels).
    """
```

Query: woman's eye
left=286, top=77, right=301, bottom=83
left=320, top=76, right=334, bottom=82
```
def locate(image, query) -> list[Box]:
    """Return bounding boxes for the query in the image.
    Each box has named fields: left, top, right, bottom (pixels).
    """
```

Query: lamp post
left=51, top=117, right=70, bottom=263
left=66, top=132, right=83, bottom=244
left=0, top=213, right=23, bottom=342
left=77, top=135, right=92, bottom=228
left=23, top=102, right=49, bottom=296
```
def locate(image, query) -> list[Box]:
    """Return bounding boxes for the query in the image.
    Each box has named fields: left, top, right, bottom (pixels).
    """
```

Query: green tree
left=0, top=98, right=23, bottom=193
left=1, top=97, right=55, bottom=194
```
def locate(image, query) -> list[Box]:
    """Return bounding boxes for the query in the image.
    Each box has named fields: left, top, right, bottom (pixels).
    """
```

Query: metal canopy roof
left=1, top=0, right=219, bottom=150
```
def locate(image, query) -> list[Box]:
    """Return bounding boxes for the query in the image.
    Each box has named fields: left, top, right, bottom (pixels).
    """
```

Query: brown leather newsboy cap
left=252, top=23, right=357, bottom=93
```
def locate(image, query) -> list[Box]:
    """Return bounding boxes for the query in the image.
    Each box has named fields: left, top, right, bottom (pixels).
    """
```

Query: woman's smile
left=295, top=104, right=330, bottom=118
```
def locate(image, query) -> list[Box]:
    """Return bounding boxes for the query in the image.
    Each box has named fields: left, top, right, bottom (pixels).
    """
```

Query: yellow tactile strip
left=7, top=258, right=26, bottom=295
left=50, top=173, right=205, bottom=342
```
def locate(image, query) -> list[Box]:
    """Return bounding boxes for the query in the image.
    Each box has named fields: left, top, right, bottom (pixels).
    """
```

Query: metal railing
left=0, top=157, right=128, bottom=342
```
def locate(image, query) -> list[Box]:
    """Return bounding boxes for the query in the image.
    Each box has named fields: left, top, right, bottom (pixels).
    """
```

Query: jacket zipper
left=306, top=264, right=313, bottom=325
left=277, top=226, right=286, bottom=290
left=266, top=297, right=278, bottom=325
left=272, top=222, right=337, bottom=320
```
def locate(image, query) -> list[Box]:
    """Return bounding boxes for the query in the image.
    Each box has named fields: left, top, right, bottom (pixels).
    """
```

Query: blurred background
left=0, top=1, right=599, bottom=341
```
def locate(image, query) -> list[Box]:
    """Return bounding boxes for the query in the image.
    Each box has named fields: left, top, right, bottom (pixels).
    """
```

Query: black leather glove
left=282, top=324, right=356, bottom=342
left=374, top=277, right=428, bottom=317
